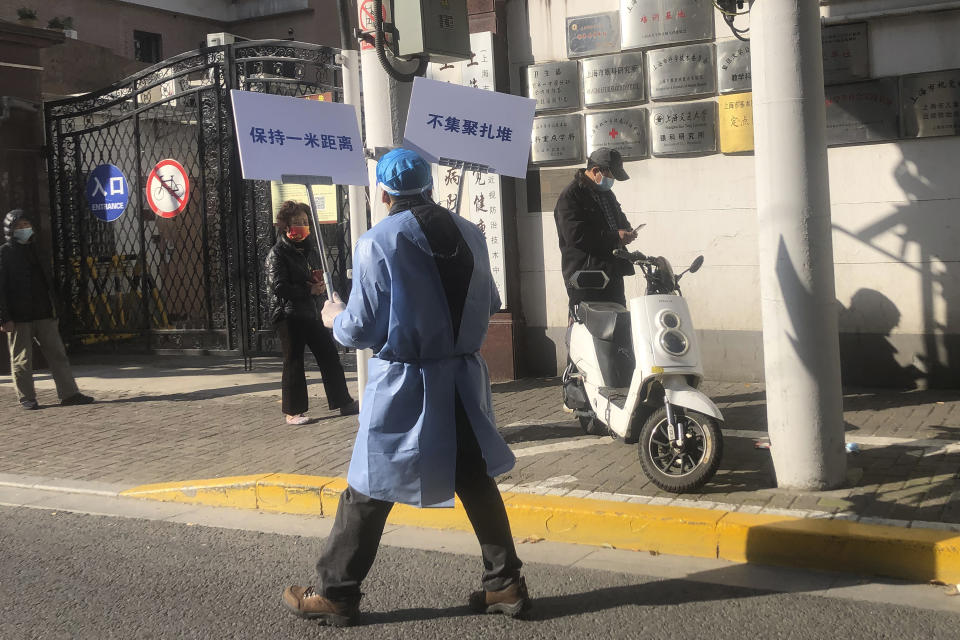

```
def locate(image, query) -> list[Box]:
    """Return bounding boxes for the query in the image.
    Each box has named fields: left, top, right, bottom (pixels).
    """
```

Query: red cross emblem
left=608, top=128, right=619, bottom=139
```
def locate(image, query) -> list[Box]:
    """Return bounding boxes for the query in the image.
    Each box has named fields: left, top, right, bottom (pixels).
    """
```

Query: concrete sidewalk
left=2, top=354, right=960, bottom=581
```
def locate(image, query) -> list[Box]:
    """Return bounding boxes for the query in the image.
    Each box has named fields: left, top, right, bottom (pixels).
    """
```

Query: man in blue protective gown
left=282, top=149, right=530, bottom=626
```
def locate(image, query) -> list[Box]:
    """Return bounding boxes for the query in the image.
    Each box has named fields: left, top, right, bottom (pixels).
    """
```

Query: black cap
left=587, top=147, right=629, bottom=181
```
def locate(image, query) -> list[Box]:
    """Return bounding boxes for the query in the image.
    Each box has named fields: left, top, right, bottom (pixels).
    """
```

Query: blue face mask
left=12, top=228, right=34, bottom=244
left=596, top=176, right=615, bottom=191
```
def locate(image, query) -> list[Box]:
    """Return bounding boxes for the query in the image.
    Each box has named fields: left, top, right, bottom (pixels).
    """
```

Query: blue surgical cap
left=376, top=148, right=433, bottom=196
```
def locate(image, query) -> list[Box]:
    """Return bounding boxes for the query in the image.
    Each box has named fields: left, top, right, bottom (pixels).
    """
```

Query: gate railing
left=44, top=40, right=352, bottom=358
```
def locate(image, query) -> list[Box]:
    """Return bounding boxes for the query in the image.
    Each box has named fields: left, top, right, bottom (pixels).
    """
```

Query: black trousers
left=277, top=315, right=353, bottom=415
left=316, top=394, right=522, bottom=602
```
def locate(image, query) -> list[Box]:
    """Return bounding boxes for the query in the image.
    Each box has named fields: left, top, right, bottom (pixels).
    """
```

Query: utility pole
left=338, top=0, right=371, bottom=402
left=337, top=0, right=418, bottom=398
left=752, top=1, right=846, bottom=489
left=356, top=0, right=416, bottom=226
left=359, top=48, right=410, bottom=228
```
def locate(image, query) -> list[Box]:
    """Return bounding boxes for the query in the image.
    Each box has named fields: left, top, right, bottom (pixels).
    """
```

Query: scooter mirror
left=689, top=255, right=705, bottom=273
left=569, top=270, right=610, bottom=290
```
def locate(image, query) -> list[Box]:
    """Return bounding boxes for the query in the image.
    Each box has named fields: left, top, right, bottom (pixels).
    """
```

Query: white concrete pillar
left=359, top=49, right=413, bottom=225
left=339, top=47, right=371, bottom=402
left=752, top=1, right=847, bottom=489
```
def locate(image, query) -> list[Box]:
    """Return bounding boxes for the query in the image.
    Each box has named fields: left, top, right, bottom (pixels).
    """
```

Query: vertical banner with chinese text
left=425, top=32, right=508, bottom=306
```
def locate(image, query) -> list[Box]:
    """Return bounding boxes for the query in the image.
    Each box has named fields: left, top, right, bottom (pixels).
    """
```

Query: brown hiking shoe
left=469, top=576, right=532, bottom=618
left=281, top=585, right=359, bottom=626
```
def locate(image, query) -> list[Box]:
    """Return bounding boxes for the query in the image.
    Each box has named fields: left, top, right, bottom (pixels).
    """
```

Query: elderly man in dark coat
left=0, top=209, right=93, bottom=409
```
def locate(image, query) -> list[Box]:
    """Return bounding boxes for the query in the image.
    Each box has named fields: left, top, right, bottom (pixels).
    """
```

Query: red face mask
left=287, top=225, right=311, bottom=241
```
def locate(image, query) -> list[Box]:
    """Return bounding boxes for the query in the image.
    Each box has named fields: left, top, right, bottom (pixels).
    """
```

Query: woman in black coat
left=265, top=201, right=358, bottom=425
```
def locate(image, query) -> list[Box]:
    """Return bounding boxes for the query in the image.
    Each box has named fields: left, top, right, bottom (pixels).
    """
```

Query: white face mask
left=12, top=227, right=34, bottom=244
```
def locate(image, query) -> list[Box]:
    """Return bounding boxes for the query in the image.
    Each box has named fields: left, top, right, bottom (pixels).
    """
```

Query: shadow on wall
left=771, top=235, right=927, bottom=390
left=838, top=289, right=924, bottom=389
left=835, top=143, right=960, bottom=389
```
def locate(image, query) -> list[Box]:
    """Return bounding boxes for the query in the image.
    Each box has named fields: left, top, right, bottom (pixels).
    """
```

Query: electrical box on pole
left=391, top=0, right=471, bottom=63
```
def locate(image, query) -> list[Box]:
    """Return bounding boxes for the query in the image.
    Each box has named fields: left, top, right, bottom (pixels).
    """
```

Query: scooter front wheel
left=637, top=407, right=723, bottom=493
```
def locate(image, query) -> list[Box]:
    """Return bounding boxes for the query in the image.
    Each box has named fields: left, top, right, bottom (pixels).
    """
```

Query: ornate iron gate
left=44, top=40, right=352, bottom=358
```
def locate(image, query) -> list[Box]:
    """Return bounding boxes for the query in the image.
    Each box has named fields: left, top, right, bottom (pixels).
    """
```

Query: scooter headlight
left=659, top=329, right=689, bottom=357
left=658, top=310, right=681, bottom=330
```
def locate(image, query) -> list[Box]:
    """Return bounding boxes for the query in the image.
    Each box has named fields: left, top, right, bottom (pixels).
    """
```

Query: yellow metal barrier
left=70, top=253, right=172, bottom=344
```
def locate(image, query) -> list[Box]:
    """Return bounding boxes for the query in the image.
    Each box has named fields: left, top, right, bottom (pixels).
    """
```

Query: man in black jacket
left=0, top=210, right=93, bottom=409
left=554, top=148, right=638, bottom=316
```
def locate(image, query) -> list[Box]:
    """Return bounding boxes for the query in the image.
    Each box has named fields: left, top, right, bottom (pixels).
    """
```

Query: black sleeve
left=612, top=193, right=632, bottom=231
left=265, top=249, right=310, bottom=302
left=555, top=190, right=621, bottom=255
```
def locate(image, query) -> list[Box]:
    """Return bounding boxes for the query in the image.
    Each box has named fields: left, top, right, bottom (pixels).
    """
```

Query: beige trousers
left=6, top=318, right=79, bottom=402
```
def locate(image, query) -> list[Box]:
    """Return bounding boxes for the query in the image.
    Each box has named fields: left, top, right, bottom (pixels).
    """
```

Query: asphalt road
left=2, top=505, right=959, bottom=640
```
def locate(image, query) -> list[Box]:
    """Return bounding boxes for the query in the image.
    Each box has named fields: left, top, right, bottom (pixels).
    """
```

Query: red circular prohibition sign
left=146, top=159, right=190, bottom=218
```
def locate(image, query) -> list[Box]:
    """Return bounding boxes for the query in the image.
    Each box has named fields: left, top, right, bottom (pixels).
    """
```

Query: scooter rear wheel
left=637, top=407, right=723, bottom=493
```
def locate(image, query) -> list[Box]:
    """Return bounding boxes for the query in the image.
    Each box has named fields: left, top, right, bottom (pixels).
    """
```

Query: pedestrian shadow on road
left=360, top=606, right=466, bottom=625
left=360, top=578, right=782, bottom=625
left=519, top=579, right=787, bottom=621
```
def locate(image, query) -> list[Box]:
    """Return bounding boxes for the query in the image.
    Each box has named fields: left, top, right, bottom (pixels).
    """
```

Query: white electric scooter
left=562, top=249, right=724, bottom=492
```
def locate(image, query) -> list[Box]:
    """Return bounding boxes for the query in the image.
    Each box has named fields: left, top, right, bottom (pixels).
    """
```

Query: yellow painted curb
left=121, top=474, right=960, bottom=584
left=502, top=493, right=724, bottom=558
left=717, top=512, right=960, bottom=583
left=120, top=474, right=274, bottom=510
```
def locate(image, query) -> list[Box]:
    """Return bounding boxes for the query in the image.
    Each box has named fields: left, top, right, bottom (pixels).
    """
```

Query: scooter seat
left=578, top=302, right=630, bottom=341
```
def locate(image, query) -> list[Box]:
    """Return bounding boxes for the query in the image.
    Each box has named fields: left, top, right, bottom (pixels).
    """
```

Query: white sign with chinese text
left=427, top=58, right=463, bottom=85
left=467, top=171, right=507, bottom=301
left=404, top=76, right=535, bottom=179
left=462, top=31, right=496, bottom=92
left=229, top=90, right=368, bottom=185
left=426, top=33, right=508, bottom=308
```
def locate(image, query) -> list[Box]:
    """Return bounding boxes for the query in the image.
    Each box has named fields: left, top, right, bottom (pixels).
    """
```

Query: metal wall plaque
left=718, top=92, right=753, bottom=153
left=649, top=101, right=717, bottom=156
left=824, top=78, right=899, bottom=146
left=531, top=114, right=584, bottom=164
left=822, top=23, right=869, bottom=85
left=586, top=108, right=648, bottom=159
left=717, top=40, right=751, bottom=94
left=581, top=52, right=646, bottom=107
left=533, top=168, right=579, bottom=213
left=621, top=0, right=714, bottom=51
left=900, top=70, right=960, bottom=139
left=526, top=61, right=581, bottom=112
left=647, top=43, right=716, bottom=101
left=567, top=12, right=621, bottom=58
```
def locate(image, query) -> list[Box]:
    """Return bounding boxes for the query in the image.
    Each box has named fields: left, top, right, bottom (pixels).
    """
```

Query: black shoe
left=61, top=393, right=94, bottom=406
left=339, top=400, right=360, bottom=416
left=19, top=399, right=39, bottom=410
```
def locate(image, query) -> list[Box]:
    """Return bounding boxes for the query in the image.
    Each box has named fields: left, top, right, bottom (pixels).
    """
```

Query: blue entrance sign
left=86, top=164, right=129, bottom=222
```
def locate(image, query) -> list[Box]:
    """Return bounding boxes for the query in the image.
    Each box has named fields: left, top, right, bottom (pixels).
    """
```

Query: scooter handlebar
left=613, top=248, right=647, bottom=263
